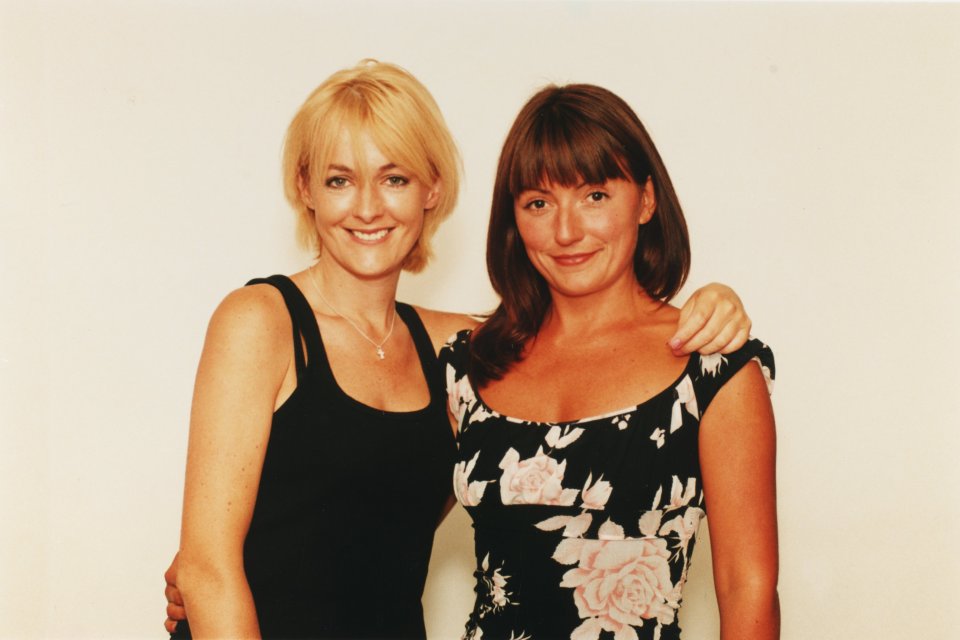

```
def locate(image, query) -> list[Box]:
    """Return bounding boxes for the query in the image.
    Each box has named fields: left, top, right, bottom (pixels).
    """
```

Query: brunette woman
left=442, top=84, right=778, bottom=640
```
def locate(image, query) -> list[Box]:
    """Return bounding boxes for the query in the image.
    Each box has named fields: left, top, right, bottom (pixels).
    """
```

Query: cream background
left=1, top=1, right=958, bottom=638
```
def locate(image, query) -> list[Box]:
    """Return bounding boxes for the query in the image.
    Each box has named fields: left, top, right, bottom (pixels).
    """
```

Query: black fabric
left=441, top=332, right=775, bottom=640
left=173, top=275, right=455, bottom=639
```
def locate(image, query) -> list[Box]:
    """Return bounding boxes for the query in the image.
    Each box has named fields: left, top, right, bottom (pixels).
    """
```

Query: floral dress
left=440, top=331, right=775, bottom=640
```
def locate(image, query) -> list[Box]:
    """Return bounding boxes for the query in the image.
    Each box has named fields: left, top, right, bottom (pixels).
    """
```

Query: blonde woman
left=165, top=61, right=751, bottom=639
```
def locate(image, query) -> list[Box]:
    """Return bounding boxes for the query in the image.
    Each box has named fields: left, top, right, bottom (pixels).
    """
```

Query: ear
left=297, top=167, right=315, bottom=210
left=638, top=177, right=657, bottom=225
left=424, top=178, right=442, bottom=211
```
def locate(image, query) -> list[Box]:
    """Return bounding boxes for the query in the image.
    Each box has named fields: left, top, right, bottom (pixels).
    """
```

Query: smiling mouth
left=349, top=228, right=392, bottom=242
left=551, top=251, right=598, bottom=266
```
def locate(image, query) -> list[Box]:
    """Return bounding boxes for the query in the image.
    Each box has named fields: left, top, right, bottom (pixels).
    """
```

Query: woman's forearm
left=717, top=584, right=780, bottom=640
left=178, top=558, right=260, bottom=639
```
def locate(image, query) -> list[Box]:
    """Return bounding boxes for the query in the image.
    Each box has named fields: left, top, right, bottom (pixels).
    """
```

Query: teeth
left=351, top=229, right=389, bottom=241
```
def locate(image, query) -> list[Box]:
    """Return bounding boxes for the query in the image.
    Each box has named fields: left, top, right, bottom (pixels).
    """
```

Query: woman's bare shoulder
left=411, top=306, right=479, bottom=354
left=204, top=284, right=292, bottom=357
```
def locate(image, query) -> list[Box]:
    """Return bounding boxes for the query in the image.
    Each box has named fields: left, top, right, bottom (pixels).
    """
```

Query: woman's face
left=300, top=130, right=438, bottom=280
left=514, top=176, right=656, bottom=299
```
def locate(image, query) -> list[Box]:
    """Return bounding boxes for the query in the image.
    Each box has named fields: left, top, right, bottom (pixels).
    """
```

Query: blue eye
left=326, top=176, right=349, bottom=188
left=385, top=175, right=409, bottom=187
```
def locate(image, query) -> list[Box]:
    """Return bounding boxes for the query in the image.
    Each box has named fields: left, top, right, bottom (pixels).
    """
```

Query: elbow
left=176, top=548, right=242, bottom=608
left=715, top=571, right=778, bottom=602
left=715, top=573, right=781, bottom=639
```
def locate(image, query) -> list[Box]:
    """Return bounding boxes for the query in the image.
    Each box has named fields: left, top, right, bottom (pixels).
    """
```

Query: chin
left=348, top=258, right=407, bottom=280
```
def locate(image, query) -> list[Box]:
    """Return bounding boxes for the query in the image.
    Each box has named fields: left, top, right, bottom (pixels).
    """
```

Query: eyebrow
left=519, top=181, right=592, bottom=195
left=326, top=163, right=400, bottom=174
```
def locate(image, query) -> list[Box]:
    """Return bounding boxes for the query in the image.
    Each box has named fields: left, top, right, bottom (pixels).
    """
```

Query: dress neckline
left=281, top=275, right=442, bottom=419
left=466, top=338, right=697, bottom=427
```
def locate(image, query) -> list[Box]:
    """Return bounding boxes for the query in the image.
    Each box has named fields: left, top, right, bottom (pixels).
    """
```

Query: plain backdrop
left=1, top=1, right=958, bottom=638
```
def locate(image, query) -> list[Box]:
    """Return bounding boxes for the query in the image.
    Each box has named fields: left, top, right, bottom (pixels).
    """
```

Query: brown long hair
left=468, top=84, right=690, bottom=386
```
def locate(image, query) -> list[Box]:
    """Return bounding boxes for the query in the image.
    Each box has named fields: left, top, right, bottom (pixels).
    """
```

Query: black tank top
left=174, top=275, right=456, bottom=639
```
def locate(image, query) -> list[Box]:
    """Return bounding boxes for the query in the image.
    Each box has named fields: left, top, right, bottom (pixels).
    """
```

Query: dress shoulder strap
left=245, top=275, right=323, bottom=380
left=395, top=303, right=445, bottom=402
left=689, top=338, right=776, bottom=418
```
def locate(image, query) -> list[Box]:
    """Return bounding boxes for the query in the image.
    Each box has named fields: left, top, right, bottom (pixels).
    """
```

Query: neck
left=309, top=255, right=399, bottom=331
left=542, top=275, right=661, bottom=339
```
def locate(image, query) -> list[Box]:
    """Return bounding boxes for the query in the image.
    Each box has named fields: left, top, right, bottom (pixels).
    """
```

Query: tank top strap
left=395, top=303, right=444, bottom=403
left=245, top=275, right=323, bottom=381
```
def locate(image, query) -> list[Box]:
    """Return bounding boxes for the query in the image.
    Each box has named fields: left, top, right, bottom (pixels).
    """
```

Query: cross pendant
left=376, top=347, right=385, bottom=360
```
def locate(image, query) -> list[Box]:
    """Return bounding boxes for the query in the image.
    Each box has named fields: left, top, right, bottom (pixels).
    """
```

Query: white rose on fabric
left=453, top=450, right=491, bottom=507
left=699, top=353, right=727, bottom=377
left=651, top=486, right=663, bottom=510
left=649, top=427, right=665, bottom=449
left=758, top=359, right=775, bottom=394
left=498, top=447, right=579, bottom=506
left=598, top=518, right=626, bottom=540
left=581, top=473, right=613, bottom=510
left=446, top=363, right=499, bottom=423
left=669, top=376, right=699, bottom=433
left=472, top=404, right=500, bottom=423
left=490, top=567, right=509, bottom=607
left=659, top=507, right=705, bottom=558
left=563, top=513, right=594, bottom=538
left=535, top=515, right=573, bottom=531
left=477, top=553, right=515, bottom=617
left=638, top=510, right=664, bottom=537
left=557, top=537, right=678, bottom=640
left=666, top=476, right=697, bottom=511
left=445, top=363, right=465, bottom=421
left=545, top=425, right=585, bottom=449
left=534, top=513, right=595, bottom=538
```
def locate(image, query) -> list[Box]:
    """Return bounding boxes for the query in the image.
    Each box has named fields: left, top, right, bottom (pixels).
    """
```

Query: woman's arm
left=700, top=361, right=780, bottom=640
left=670, top=283, right=751, bottom=356
left=176, top=286, right=292, bottom=639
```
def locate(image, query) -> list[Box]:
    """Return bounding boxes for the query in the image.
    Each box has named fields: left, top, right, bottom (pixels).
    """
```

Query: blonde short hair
left=282, top=60, right=461, bottom=273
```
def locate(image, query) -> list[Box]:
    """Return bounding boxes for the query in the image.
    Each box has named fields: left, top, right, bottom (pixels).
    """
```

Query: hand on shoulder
left=670, top=282, right=751, bottom=356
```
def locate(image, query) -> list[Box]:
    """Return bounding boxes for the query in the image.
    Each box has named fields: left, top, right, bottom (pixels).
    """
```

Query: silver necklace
left=308, top=266, right=397, bottom=360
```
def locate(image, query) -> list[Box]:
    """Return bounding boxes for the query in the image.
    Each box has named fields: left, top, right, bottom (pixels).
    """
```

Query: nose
left=554, top=203, right=584, bottom=246
left=355, top=183, right=383, bottom=223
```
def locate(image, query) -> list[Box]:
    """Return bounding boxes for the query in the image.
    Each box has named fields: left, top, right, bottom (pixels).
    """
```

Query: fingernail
left=668, top=339, right=682, bottom=349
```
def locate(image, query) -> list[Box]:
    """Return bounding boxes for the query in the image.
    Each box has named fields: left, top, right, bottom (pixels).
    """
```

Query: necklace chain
left=308, top=266, right=396, bottom=360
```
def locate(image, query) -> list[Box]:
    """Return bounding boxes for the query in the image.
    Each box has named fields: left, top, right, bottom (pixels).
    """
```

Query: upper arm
left=414, top=307, right=479, bottom=355
left=179, top=285, right=292, bottom=571
left=699, top=360, right=778, bottom=594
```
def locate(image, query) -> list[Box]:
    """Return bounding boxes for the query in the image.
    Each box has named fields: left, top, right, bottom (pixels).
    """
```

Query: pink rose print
left=454, top=451, right=491, bottom=507
left=554, top=536, right=679, bottom=640
left=499, top=447, right=579, bottom=506
left=580, top=473, right=613, bottom=511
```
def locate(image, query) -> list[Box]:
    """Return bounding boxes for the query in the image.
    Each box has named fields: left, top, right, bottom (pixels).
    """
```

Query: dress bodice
left=440, top=330, right=774, bottom=640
